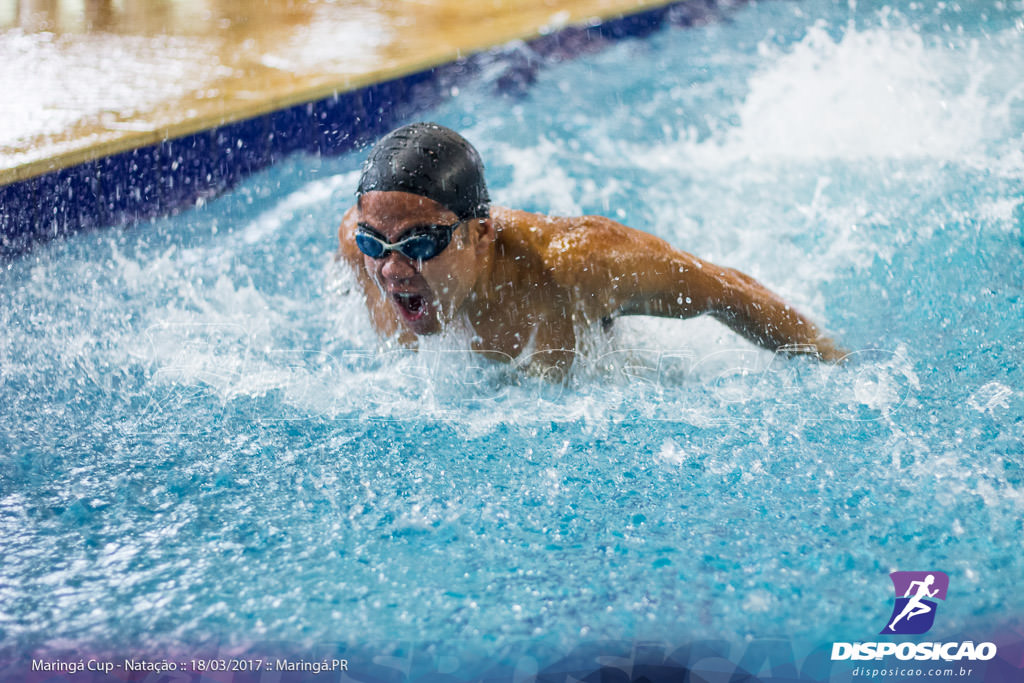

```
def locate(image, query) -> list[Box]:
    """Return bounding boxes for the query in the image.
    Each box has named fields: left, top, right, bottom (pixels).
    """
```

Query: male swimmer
left=337, top=122, right=844, bottom=374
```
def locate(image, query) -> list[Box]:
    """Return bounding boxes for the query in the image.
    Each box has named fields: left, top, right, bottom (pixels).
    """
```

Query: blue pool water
left=2, top=0, right=1022, bottom=670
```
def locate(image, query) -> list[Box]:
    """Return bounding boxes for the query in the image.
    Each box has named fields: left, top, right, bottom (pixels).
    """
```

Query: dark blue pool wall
left=0, top=0, right=740, bottom=259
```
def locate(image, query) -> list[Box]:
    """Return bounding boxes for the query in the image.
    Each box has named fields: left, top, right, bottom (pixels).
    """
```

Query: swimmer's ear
left=473, top=217, right=495, bottom=256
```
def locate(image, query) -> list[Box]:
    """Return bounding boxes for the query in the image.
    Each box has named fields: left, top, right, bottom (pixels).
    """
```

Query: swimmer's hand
left=778, top=337, right=850, bottom=364
left=812, top=336, right=850, bottom=363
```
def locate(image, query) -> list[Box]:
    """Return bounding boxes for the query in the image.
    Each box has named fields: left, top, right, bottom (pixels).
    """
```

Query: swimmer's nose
left=379, top=251, right=418, bottom=281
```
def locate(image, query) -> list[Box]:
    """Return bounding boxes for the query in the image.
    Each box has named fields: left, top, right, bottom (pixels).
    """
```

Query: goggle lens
left=354, top=231, right=386, bottom=259
left=355, top=221, right=462, bottom=262
left=402, top=234, right=445, bottom=260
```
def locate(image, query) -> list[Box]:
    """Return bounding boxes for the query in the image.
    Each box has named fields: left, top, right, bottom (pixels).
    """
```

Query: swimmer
left=888, top=574, right=939, bottom=632
left=337, top=122, right=845, bottom=375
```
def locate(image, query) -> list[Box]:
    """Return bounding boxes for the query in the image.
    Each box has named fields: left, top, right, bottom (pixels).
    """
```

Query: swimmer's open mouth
left=393, top=292, right=428, bottom=321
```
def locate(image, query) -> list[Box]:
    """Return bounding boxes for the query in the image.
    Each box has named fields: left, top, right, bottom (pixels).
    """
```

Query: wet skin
left=338, top=190, right=845, bottom=375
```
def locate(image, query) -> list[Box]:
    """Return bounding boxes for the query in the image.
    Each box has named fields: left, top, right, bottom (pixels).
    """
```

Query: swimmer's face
left=357, top=191, right=489, bottom=335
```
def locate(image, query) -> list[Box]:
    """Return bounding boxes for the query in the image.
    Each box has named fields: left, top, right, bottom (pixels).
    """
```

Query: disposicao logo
left=831, top=570, right=998, bottom=663
left=880, top=571, right=949, bottom=635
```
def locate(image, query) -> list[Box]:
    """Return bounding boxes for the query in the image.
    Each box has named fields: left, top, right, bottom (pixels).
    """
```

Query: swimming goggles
left=355, top=220, right=467, bottom=261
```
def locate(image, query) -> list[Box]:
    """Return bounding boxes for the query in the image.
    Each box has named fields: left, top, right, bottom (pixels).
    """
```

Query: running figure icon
left=888, top=574, right=938, bottom=631
left=881, top=571, right=949, bottom=635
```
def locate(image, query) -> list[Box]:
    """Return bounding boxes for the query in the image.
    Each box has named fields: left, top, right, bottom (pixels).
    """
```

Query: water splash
left=2, top=0, right=1022, bottom=657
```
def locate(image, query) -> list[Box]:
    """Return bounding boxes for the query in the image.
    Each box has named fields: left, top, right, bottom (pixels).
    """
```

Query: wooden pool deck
left=0, top=0, right=674, bottom=186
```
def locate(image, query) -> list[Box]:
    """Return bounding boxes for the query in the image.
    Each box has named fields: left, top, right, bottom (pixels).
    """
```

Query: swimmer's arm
left=553, top=217, right=845, bottom=361
left=697, top=262, right=846, bottom=362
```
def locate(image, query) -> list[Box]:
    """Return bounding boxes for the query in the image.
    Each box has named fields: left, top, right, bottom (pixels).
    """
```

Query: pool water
left=2, top=0, right=1022, bottom=670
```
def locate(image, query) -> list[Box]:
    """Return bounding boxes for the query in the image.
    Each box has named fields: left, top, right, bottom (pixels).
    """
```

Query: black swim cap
left=357, top=122, right=490, bottom=220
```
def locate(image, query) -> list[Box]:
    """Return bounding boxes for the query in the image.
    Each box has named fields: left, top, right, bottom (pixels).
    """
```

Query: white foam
left=967, top=381, right=1015, bottom=416
left=637, top=22, right=1019, bottom=170
left=656, top=439, right=691, bottom=465
left=731, top=24, right=989, bottom=162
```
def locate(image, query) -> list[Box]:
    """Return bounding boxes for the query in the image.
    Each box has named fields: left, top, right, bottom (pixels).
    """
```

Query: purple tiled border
left=0, top=0, right=737, bottom=258
left=2, top=626, right=1022, bottom=683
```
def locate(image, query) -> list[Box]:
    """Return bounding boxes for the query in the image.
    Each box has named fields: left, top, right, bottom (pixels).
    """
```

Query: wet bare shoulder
left=491, top=206, right=565, bottom=252
left=491, top=208, right=637, bottom=265
left=521, top=211, right=674, bottom=288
